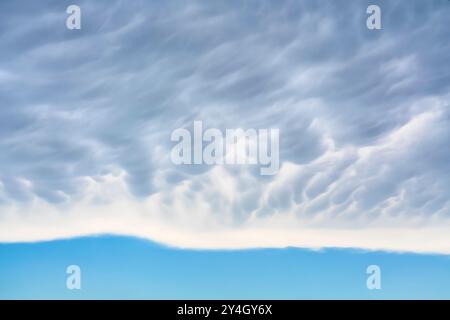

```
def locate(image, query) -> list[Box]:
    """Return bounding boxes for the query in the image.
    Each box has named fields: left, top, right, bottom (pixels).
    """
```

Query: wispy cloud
left=0, top=0, right=449, bottom=253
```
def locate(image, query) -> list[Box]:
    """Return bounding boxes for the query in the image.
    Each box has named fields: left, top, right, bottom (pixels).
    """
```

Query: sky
left=2, top=236, right=450, bottom=299
left=0, top=0, right=450, bottom=299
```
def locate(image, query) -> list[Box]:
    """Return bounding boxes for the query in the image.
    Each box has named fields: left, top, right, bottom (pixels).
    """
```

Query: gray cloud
left=0, top=0, right=449, bottom=252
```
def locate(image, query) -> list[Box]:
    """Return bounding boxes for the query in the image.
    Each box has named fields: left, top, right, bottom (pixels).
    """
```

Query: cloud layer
left=1, top=0, right=450, bottom=253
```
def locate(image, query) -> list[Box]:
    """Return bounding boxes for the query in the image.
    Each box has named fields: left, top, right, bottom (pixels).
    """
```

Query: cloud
left=0, top=0, right=449, bottom=253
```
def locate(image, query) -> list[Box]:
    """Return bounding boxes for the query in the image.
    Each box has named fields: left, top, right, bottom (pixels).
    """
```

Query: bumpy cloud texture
left=0, top=0, right=449, bottom=253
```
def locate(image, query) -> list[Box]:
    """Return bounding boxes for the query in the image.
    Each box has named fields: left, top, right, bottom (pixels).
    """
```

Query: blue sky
left=2, top=236, right=450, bottom=299
left=1, top=0, right=450, bottom=298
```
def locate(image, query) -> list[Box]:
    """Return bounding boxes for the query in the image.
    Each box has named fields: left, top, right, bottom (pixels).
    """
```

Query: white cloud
left=0, top=0, right=449, bottom=253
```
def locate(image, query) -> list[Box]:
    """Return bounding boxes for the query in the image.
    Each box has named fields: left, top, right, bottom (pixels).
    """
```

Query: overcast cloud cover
left=0, top=0, right=449, bottom=253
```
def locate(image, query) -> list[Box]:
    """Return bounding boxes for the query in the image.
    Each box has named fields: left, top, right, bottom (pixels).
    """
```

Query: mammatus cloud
left=0, top=0, right=449, bottom=253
